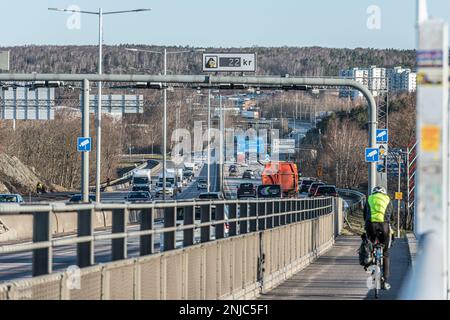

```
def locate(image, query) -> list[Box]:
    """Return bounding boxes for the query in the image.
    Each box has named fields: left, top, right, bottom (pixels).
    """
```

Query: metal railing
left=337, top=189, right=366, bottom=210
left=337, top=189, right=366, bottom=231
left=89, top=160, right=160, bottom=192
left=0, top=197, right=334, bottom=279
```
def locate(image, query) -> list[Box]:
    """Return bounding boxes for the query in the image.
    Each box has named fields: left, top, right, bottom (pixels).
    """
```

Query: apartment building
left=339, top=66, right=416, bottom=99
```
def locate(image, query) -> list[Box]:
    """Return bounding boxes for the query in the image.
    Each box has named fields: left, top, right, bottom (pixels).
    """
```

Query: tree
left=322, top=117, right=367, bottom=188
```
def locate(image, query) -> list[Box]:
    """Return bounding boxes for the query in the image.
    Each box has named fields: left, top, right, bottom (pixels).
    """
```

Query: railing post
left=308, top=199, right=312, bottom=219
left=280, top=200, right=286, bottom=225
left=266, top=201, right=273, bottom=229
left=299, top=200, right=304, bottom=221
left=240, top=202, right=248, bottom=234
left=184, top=205, right=195, bottom=246
left=215, top=203, right=225, bottom=239
left=249, top=201, right=257, bottom=232
left=164, top=206, right=176, bottom=251
left=286, top=200, right=292, bottom=224
left=77, top=209, right=93, bottom=267
left=291, top=200, right=296, bottom=223
left=291, top=200, right=297, bottom=223
left=315, top=199, right=319, bottom=218
left=32, top=211, right=52, bottom=277
left=228, top=202, right=237, bottom=236
left=274, top=200, right=280, bottom=227
left=112, top=208, right=127, bottom=260
left=200, top=202, right=211, bottom=243
left=140, top=208, right=153, bottom=256
left=258, top=201, right=266, bottom=231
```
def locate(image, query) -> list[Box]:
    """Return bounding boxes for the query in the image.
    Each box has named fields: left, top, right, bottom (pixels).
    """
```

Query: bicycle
left=366, top=235, right=384, bottom=299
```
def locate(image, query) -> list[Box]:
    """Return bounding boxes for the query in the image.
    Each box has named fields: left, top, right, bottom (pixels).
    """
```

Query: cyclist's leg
left=380, top=222, right=390, bottom=282
left=366, top=222, right=377, bottom=243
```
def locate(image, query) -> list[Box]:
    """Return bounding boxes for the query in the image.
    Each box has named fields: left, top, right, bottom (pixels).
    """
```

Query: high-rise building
left=388, top=66, right=417, bottom=93
left=339, top=66, right=416, bottom=99
left=339, top=68, right=369, bottom=99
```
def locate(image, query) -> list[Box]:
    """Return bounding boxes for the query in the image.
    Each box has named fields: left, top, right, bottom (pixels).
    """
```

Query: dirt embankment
left=0, top=152, right=65, bottom=194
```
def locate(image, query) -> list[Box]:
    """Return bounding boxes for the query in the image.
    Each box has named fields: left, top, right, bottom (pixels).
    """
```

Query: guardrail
left=337, top=189, right=366, bottom=210
left=0, top=197, right=334, bottom=276
left=0, top=197, right=341, bottom=300
left=89, top=160, right=160, bottom=192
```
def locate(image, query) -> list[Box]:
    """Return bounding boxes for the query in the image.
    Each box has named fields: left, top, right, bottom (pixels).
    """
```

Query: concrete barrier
left=406, top=233, right=418, bottom=270
left=0, top=210, right=114, bottom=243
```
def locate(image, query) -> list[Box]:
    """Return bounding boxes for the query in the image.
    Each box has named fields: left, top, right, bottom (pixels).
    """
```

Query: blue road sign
left=376, top=129, right=388, bottom=143
left=365, top=148, right=379, bottom=163
left=77, top=137, right=91, bottom=152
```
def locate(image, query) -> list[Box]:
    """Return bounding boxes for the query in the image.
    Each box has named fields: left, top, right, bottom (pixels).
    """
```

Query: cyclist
left=363, top=186, right=394, bottom=291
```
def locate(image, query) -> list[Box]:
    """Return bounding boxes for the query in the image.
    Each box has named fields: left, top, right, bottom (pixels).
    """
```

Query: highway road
left=1, top=156, right=346, bottom=283
left=0, top=161, right=223, bottom=282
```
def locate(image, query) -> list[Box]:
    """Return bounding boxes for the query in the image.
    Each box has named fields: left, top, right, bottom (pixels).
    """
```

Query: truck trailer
left=261, top=162, right=299, bottom=197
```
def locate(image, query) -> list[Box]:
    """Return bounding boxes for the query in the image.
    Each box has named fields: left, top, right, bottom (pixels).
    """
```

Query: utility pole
left=48, top=7, right=151, bottom=203
left=219, top=94, right=224, bottom=194
left=207, top=89, right=211, bottom=193
left=280, top=98, right=283, bottom=135
left=82, top=79, right=90, bottom=203
left=124, top=47, right=204, bottom=200
left=222, top=97, right=226, bottom=193
left=397, top=154, right=402, bottom=238
left=96, top=8, right=103, bottom=203
left=162, top=48, right=168, bottom=200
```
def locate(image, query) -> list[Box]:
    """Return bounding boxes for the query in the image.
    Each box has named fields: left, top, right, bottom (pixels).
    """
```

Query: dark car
left=126, top=191, right=152, bottom=202
left=68, top=194, right=96, bottom=203
left=313, top=185, right=339, bottom=197
left=229, top=165, right=238, bottom=177
left=242, top=171, right=254, bottom=180
left=308, top=182, right=325, bottom=197
left=237, top=183, right=256, bottom=199
left=257, top=185, right=282, bottom=198
left=183, top=170, right=194, bottom=181
left=197, top=192, right=224, bottom=200
left=197, top=178, right=208, bottom=190
left=299, top=179, right=315, bottom=194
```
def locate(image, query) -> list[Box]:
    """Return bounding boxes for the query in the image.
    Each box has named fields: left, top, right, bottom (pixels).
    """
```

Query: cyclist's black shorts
left=366, top=222, right=390, bottom=251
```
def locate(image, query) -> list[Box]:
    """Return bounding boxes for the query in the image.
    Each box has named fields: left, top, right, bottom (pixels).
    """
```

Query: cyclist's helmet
left=372, top=186, right=387, bottom=195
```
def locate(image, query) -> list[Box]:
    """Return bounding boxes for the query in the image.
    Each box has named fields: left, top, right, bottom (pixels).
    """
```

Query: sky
left=0, top=0, right=449, bottom=49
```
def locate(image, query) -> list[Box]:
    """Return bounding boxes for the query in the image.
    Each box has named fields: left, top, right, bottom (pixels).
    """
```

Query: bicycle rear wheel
left=374, top=248, right=382, bottom=299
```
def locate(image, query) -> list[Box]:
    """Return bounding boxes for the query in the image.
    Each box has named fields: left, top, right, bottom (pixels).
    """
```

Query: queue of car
left=299, top=177, right=339, bottom=198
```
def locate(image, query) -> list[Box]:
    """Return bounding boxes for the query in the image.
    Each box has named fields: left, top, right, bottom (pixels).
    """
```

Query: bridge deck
left=259, top=236, right=411, bottom=300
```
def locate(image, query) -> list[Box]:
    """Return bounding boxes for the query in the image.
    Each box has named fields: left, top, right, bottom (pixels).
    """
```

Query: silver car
left=0, top=194, right=24, bottom=203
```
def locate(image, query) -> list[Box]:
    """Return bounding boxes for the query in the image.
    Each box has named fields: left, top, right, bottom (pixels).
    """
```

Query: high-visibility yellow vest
left=368, top=193, right=390, bottom=223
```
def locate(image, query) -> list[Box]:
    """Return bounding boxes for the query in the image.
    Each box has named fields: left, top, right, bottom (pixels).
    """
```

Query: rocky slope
left=0, top=153, right=42, bottom=194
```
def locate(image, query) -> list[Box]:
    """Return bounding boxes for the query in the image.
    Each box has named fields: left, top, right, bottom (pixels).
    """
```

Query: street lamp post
left=219, top=94, right=224, bottom=194
left=397, top=154, right=402, bottom=238
left=207, top=89, right=211, bottom=193
left=49, top=7, right=151, bottom=203
left=126, top=47, right=205, bottom=200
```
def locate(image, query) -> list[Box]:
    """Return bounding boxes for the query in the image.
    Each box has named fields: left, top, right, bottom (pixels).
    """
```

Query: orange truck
left=261, top=162, right=299, bottom=197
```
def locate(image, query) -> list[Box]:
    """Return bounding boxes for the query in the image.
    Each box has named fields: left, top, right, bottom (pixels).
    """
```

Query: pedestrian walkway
left=259, top=236, right=411, bottom=300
